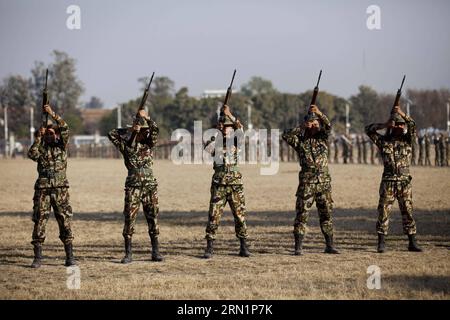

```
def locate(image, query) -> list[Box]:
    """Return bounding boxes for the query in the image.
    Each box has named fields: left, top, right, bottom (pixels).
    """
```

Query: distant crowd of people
left=329, top=131, right=450, bottom=166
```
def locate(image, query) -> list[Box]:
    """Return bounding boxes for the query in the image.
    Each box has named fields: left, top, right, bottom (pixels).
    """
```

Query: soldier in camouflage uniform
left=433, top=134, right=441, bottom=166
left=362, top=135, right=368, bottom=164
left=424, top=133, right=431, bottom=166
left=365, top=105, right=422, bottom=253
left=445, top=133, right=450, bottom=167
left=411, top=134, right=417, bottom=166
left=108, top=109, right=163, bottom=263
left=356, top=135, right=361, bottom=164
left=333, top=137, right=339, bottom=164
left=282, top=105, right=339, bottom=255
left=203, top=104, right=250, bottom=259
left=370, top=140, right=376, bottom=165
left=418, top=135, right=424, bottom=166
left=27, top=104, right=75, bottom=268
left=439, top=133, right=446, bottom=167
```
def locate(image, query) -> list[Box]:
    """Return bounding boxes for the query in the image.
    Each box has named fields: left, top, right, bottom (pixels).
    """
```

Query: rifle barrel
left=316, top=69, right=322, bottom=87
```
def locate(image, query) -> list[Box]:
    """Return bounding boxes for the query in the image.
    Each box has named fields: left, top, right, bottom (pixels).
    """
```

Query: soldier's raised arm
left=282, top=125, right=303, bottom=150
left=396, top=107, right=416, bottom=145
left=44, top=105, right=69, bottom=148
left=365, top=122, right=387, bottom=148
left=144, top=115, right=159, bottom=148
left=108, top=128, right=126, bottom=154
left=28, top=127, right=45, bottom=161
left=309, top=105, right=331, bottom=138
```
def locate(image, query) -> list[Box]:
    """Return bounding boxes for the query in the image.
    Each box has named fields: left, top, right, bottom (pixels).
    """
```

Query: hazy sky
left=1, top=0, right=449, bottom=108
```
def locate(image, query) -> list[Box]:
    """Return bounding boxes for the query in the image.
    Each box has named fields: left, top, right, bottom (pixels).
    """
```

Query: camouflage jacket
left=282, top=113, right=332, bottom=184
left=365, top=114, right=416, bottom=181
left=108, top=118, right=159, bottom=188
left=205, top=125, right=244, bottom=186
left=28, top=113, right=70, bottom=189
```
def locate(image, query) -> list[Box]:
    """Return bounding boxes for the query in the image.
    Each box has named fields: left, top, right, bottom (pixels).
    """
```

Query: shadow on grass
left=384, top=275, right=450, bottom=295
left=2, top=208, right=449, bottom=236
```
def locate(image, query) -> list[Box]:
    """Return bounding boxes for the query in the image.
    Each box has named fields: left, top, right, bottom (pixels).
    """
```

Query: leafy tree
left=0, top=75, right=33, bottom=138
left=84, top=96, right=104, bottom=109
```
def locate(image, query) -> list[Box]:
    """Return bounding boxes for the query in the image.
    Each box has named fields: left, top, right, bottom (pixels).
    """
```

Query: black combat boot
left=324, top=234, right=339, bottom=254
left=377, top=234, right=386, bottom=253
left=203, top=239, right=214, bottom=259
left=31, top=243, right=42, bottom=268
left=64, top=243, right=76, bottom=267
left=150, top=235, right=164, bottom=262
left=239, top=238, right=250, bottom=257
left=121, top=238, right=132, bottom=264
left=408, top=234, right=423, bottom=252
left=294, top=234, right=304, bottom=256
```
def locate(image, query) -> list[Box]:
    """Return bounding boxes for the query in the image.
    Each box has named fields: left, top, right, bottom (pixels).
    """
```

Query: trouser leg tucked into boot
left=203, top=239, right=214, bottom=259
left=64, top=243, right=76, bottom=266
left=239, top=238, right=250, bottom=257
left=294, top=234, right=304, bottom=256
left=31, top=243, right=42, bottom=268
left=150, top=235, right=164, bottom=262
left=408, top=234, right=423, bottom=252
left=377, top=233, right=386, bottom=253
left=324, top=234, right=339, bottom=254
left=121, top=238, right=132, bottom=264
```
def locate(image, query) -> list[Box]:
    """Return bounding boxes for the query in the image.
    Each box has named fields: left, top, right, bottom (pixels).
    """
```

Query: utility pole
left=247, top=102, right=253, bottom=130
left=4, top=106, right=8, bottom=157
left=30, top=107, right=35, bottom=144
left=447, top=100, right=450, bottom=132
left=345, top=104, right=350, bottom=136
left=117, top=104, right=122, bottom=128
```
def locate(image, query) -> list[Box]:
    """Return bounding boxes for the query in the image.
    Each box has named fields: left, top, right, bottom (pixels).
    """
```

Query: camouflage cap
left=220, top=115, right=235, bottom=127
left=127, top=117, right=149, bottom=128
left=45, top=118, right=54, bottom=128
left=390, top=113, right=406, bottom=124
left=304, top=112, right=319, bottom=122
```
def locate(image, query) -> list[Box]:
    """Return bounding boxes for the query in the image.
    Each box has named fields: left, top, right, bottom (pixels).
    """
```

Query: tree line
left=1, top=50, right=449, bottom=141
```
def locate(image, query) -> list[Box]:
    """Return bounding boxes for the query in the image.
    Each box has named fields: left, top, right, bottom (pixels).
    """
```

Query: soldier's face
left=223, top=126, right=234, bottom=137
left=392, top=123, right=406, bottom=137
left=44, top=128, right=57, bottom=144
left=305, top=120, right=320, bottom=135
left=136, top=130, right=149, bottom=143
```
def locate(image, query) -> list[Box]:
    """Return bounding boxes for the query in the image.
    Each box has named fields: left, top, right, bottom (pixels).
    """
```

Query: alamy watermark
left=170, top=121, right=280, bottom=175
left=66, top=265, right=81, bottom=290
left=366, top=265, right=381, bottom=289
left=66, top=5, right=81, bottom=30
left=366, top=5, right=381, bottom=30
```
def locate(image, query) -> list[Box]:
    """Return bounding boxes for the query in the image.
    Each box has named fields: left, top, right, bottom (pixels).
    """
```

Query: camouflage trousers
left=32, top=187, right=73, bottom=245
left=123, top=185, right=159, bottom=240
left=205, top=184, right=248, bottom=240
left=377, top=179, right=417, bottom=235
left=294, top=182, right=334, bottom=237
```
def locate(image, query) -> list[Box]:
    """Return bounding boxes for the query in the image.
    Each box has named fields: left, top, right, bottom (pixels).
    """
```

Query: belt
left=301, top=167, right=328, bottom=174
left=39, top=170, right=65, bottom=179
left=384, top=167, right=410, bottom=175
left=214, top=165, right=239, bottom=172
left=128, top=168, right=153, bottom=175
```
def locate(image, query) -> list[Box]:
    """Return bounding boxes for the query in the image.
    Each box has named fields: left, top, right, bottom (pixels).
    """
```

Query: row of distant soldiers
left=329, top=132, right=450, bottom=166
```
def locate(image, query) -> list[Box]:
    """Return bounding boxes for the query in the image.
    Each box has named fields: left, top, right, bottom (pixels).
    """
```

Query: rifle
left=127, top=72, right=155, bottom=147
left=219, top=69, right=236, bottom=121
left=41, top=69, right=49, bottom=126
left=392, top=75, right=406, bottom=111
left=310, top=69, right=322, bottom=107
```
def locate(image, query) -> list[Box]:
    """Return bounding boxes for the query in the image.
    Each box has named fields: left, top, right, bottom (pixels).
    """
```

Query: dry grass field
left=0, top=158, right=449, bottom=300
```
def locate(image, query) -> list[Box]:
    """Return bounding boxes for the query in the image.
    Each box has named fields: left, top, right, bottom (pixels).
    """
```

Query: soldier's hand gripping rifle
left=127, top=72, right=155, bottom=147
left=219, top=69, right=236, bottom=122
left=392, top=75, right=406, bottom=112
left=41, top=69, right=49, bottom=126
